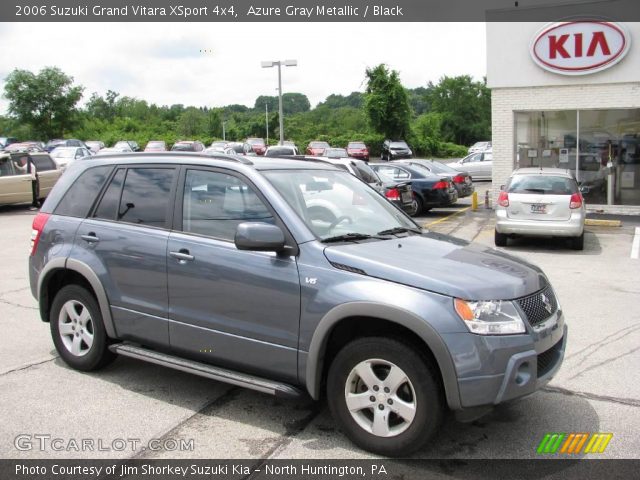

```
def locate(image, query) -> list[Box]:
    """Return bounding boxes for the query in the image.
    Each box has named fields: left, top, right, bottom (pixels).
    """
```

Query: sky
left=0, top=22, right=486, bottom=113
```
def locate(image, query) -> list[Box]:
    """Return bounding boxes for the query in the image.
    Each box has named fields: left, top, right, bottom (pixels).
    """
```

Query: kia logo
left=531, top=21, right=630, bottom=75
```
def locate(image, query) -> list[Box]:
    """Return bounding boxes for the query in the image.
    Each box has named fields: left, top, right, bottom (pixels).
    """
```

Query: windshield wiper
left=377, top=226, right=422, bottom=236
left=322, top=232, right=386, bottom=243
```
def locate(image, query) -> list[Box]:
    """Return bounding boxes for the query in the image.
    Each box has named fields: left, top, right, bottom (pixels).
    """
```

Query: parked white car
left=50, top=146, right=92, bottom=170
left=447, top=151, right=493, bottom=181
left=468, top=141, right=492, bottom=153
left=495, top=168, right=586, bottom=250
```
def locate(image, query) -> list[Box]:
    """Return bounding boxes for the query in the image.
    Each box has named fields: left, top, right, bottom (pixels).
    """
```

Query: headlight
left=454, top=298, right=525, bottom=335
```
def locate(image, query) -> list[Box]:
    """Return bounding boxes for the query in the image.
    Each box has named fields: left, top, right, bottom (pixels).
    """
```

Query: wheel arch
left=304, top=302, right=462, bottom=410
left=38, top=258, right=118, bottom=338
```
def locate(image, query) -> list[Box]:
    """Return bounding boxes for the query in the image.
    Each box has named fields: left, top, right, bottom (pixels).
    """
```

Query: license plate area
left=401, top=192, right=412, bottom=204
left=530, top=203, right=547, bottom=214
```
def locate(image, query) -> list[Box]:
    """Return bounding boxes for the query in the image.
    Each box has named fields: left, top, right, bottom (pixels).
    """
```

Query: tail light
left=385, top=188, right=401, bottom=200
left=30, top=212, right=51, bottom=256
left=570, top=193, right=583, bottom=209
left=452, top=175, right=465, bottom=184
left=433, top=181, right=449, bottom=190
left=498, top=191, right=509, bottom=207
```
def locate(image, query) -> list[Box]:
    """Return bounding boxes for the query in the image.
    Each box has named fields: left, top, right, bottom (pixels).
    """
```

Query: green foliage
left=364, top=64, right=411, bottom=140
left=424, top=75, right=491, bottom=146
left=253, top=93, right=310, bottom=115
left=3, top=66, right=84, bottom=139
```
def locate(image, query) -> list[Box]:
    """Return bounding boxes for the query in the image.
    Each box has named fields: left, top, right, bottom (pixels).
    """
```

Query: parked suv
left=30, top=153, right=567, bottom=456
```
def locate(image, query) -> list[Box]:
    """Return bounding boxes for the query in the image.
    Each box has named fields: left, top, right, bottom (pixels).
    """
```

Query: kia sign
left=531, top=21, right=630, bottom=75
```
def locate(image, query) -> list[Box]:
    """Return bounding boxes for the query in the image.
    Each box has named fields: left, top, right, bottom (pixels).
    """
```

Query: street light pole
left=261, top=59, right=297, bottom=145
left=265, top=103, right=269, bottom=145
left=222, top=121, right=226, bottom=141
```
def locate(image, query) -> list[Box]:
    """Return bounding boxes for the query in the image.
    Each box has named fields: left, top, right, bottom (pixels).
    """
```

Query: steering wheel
left=328, top=215, right=353, bottom=231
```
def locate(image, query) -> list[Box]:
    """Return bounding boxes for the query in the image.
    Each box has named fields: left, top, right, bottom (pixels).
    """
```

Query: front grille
left=516, top=286, right=558, bottom=326
left=537, top=339, right=562, bottom=377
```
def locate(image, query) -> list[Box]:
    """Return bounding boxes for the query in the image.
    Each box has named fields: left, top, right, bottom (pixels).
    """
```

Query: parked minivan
left=29, top=152, right=567, bottom=456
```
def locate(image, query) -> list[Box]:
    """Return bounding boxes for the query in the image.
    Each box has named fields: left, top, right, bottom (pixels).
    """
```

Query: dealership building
left=487, top=21, right=640, bottom=213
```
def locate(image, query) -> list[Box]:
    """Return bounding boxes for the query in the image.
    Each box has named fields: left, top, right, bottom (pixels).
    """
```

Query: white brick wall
left=491, top=82, right=640, bottom=203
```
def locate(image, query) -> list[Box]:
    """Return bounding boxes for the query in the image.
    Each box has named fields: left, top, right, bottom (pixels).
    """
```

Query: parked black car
left=371, top=162, right=457, bottom=214
left=381, top=140, right=412, bottom=161
left=393, top=159, right=474, bottom=198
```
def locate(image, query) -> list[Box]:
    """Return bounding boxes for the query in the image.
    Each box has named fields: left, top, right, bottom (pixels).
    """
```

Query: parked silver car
left=495, top=168, right=586, bottom=250
left=447, top=151, right=493, bottom=181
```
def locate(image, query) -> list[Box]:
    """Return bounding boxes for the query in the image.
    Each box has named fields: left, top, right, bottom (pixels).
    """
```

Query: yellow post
left=471, top=191, right=478, bottom=211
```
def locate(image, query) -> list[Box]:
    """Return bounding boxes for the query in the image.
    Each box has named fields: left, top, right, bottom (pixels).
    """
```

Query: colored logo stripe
left=537, top=433, right=613, bottom=454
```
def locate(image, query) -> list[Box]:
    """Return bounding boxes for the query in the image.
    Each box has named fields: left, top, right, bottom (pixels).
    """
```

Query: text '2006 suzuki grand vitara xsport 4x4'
left=29, top=153, right=566, bottom=456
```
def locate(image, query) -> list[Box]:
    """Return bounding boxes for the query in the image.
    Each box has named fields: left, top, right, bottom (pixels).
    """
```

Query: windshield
left=390, top=142, right=409, bottom=149
left=324, top=148, right=348, bottom=158
left=310, top=142, right=330, bottom=148
left=265, top=147, right=295, bottom=156
left=263, top=169, right=417, bottom=241
left=146, top=141, right=165, bottom=148
left=348, top=142, right=366, bottom=149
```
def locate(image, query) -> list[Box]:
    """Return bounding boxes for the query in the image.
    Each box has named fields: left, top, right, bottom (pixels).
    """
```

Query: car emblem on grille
left=541, top=293, right=552, bottom=313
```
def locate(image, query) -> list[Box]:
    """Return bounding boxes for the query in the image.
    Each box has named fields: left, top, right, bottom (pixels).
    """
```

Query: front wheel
left=50, top=285, right=116, bottom=371
left=327, top=337, right=444, bottom=457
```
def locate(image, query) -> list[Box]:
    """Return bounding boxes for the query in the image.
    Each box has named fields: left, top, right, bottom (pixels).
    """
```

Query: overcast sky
left=0, top=22, right=486, bottom=113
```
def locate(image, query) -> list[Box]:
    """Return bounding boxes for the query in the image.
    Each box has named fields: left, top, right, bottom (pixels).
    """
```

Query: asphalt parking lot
left=1, top=182, right=639, bottom=465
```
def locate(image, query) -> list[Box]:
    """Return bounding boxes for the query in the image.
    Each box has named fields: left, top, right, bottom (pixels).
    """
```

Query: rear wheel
left=494, top=229, right=508, bottom=247
left=570, top=232, right=584, bottom=250
left=50, top=285, right=116, bottom=371
left=327, top=337, right=444, bottom=457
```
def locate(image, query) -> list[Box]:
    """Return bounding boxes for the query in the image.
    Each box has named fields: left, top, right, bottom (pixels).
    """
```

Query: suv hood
left=323, top=233, right=546, bottom=300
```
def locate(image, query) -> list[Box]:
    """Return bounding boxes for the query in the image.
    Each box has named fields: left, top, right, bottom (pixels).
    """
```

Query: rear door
left=76, top=165, right=178, bottom=348
left=31, top=154, right=61, bottom=198
left=0, top=156, right=31, bottom=205
left=167, top=167, right=300, bottom=382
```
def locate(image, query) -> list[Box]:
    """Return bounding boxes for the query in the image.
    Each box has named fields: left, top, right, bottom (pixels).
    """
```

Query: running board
left=109, top=343, right=306, bottom=399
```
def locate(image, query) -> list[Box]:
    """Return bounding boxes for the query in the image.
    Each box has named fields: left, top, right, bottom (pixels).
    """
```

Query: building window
left=514, top=109, right=640, bottom=206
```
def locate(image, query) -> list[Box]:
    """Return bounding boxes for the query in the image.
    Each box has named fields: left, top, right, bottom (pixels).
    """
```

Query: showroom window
left=514, top=109, right=640, bottom=205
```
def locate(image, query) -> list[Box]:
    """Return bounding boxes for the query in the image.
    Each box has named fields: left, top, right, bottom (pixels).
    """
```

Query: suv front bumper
left=442, top=311, right=567, bottom=409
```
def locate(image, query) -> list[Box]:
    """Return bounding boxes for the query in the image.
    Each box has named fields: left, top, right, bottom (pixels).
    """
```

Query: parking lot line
left=632, top=227, right=640, bottom=259
left=423, top=206, right=471, bottom=227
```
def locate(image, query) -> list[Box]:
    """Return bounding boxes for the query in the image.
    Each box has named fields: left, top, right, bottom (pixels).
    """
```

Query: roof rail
left=199, top=152, right=254, bottom=165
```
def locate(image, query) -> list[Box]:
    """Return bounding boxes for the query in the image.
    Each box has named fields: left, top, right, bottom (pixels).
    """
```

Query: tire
left=412, top=195, right=424, bottom=216
left=327, top=337, right=444, bottom=457
left=570, top=232, right=584, bottom=251
left=50, top=285, right=116, bottom=371
left=406, top=199, right=419, bottom=217
left=494, top=229, right=508, bottom=247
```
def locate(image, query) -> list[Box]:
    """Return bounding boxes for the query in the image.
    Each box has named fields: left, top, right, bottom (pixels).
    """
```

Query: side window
left=118, top=168, right=176, bottom=227
left=182, top=169, right=273, bottom=241
left=54, top=166, right=112, bottom=218
left=0, top=157, right=15, bottom=176
left=31, top=155, right=56, bottom=171
left=94, top=168, right=125, bottom=220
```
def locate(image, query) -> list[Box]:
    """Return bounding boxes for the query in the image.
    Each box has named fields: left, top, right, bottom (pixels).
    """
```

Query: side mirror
left=235, top=222, right=286, bottom=252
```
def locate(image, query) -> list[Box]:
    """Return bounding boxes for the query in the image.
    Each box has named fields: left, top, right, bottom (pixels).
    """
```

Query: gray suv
left=29, top=153, right=567, bottom=456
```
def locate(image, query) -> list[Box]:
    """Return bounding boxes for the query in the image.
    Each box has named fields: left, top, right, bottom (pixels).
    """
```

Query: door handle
left=169, top=249, right=194, bottom=262
left=81, top=232, right=100, bottom=243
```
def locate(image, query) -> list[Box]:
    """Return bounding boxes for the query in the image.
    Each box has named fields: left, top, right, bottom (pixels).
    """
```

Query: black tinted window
left=508, top=175, right=578, bottom=195
left=118, top=168, right=175, bottom=227
left=182, top=170, right=273, bottom=241
left=31, top=155, right=56, bottom=171
left=94, top=169, right=125, bottom=220
left=54, top=166, right=112, bottom=218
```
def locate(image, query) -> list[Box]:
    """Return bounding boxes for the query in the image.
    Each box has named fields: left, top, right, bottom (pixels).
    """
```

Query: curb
left=584, top=219, right=622, bottom=227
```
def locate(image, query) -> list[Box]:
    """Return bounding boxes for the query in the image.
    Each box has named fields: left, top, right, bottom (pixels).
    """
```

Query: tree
left=425, top=75, right=491, bottom=146
left=363, top=64, right=411, bottom=139
left=3, top=67, right=84, bottom=139
left=177, top=108, right=205, bottom=137
left=253, top=93, right=310, bottom=115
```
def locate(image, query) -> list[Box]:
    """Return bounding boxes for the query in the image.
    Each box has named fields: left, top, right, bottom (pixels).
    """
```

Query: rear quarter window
left=54, top=166, right=113, bottom=218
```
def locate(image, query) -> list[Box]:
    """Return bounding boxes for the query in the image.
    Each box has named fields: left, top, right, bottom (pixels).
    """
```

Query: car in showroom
left=371, top=162, right=458, bottom=214
left=393, top=159, right=474, bottom=198
left=306, top=141, right=330, bottom=156
left=0, top=152, right=62, bottom=206
left=29, top=153, right=566, bottom=457
left=495, top=168, right=586, bottom=250
left=447, top=151, right=493, bottom=181
left=346, top=141, right=370, bottom=161
left=381, top=140, right=412, bottom=161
